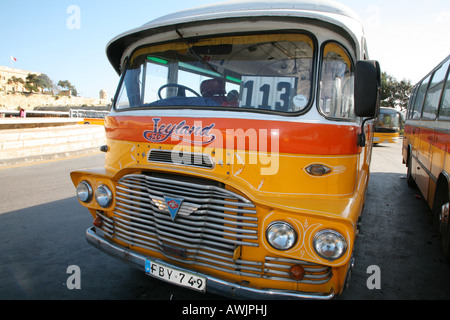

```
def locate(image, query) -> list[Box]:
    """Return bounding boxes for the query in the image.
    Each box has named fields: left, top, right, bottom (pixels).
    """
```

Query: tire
left=434, top=183, right=450, bottom=262
left=406, top=154, right=416, bottom=188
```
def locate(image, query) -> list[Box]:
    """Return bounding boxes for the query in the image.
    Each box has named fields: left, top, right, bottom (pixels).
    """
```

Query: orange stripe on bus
left=404, top=124, right=450, bottom=153
left=105, top=116, right=360, bottom=155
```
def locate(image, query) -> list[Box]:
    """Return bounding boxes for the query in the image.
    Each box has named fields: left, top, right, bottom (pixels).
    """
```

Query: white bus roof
left=107, top=0, right=365, bottom=73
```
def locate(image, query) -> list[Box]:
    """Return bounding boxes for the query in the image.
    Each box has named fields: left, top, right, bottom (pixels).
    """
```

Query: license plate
left=145, top=259, right=206, bottom=292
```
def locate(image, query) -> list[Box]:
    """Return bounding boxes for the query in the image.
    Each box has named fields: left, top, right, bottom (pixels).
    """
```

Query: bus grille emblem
left=164, top=196, right=184, bottom=221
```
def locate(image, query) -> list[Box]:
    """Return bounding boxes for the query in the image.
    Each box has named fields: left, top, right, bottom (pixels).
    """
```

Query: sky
left=1, top=0, right=449, bottom=99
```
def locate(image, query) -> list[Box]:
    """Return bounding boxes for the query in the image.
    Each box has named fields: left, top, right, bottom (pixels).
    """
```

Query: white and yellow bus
left=71, top=0, right=380, bottom=299
left=374, top=107, right=403, bottom=144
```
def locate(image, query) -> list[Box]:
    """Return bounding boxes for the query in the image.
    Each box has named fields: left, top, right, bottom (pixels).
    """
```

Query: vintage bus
left=373, top=107, right=403, bottom=144
left=70, top=109, right=108, bottom=125
left=403, top=54, right=450, bottom=260
left=71, top=0, right=380, bottom=299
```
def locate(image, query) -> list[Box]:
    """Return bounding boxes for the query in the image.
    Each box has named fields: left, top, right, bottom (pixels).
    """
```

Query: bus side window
left=407, top=87, right=418, bottom=120
left=117, top=66, right=143, bottom=109
left=439, top=64, right=450, bottom=120
left=412, top=76, right=431, bottom=120
left=423, top=60, right=450, bottom=120
left=319, top=42, right=355, bottom=120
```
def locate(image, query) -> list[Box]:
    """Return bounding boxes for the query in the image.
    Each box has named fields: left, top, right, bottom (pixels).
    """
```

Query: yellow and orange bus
left=71, top=0, right=380, bottom=299
left=403, top=54, right=450, bottom=260
left=70, top=109, right=108, bottom=125
left=373, top=107, right=403, bottom=144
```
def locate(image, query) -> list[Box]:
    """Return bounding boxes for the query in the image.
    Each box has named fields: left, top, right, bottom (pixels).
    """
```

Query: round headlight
left=266, top=221, right=297, bottom=251
left=95, top=184, right=113, bottom=208
left=313, top=230, right=347, bottom=261
left=76, top=181, right=92, bottom=203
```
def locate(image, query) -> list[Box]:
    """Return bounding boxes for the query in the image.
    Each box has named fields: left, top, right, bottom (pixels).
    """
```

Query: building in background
left=0, top=66, right=41, bottom=93
left=99, top=89, right=107, bottom=99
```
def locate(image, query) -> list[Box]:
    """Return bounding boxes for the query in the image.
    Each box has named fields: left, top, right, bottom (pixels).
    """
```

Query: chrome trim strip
left=86, top=227, right=335, bottom=300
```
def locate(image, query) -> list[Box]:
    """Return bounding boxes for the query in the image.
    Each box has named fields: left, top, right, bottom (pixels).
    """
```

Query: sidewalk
left=0, top=119, right=106, bottom=167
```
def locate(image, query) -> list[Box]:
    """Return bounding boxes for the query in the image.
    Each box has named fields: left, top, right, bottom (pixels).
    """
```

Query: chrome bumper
left=86, top=227, right=335, bottom=300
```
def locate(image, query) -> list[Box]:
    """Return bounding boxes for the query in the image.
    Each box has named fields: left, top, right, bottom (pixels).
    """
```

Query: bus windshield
left=376, top=108, right=402, bottom=132
left=115, top=33, right=315, bottom=113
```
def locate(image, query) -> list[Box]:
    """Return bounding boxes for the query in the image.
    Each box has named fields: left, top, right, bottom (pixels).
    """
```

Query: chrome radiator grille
left=97, top=172, right=333, bottom=284
left=107, top=173, right=262, bottom=277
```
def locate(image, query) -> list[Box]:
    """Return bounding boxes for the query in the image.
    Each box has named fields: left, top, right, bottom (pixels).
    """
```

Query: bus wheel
left=435, top=184, right=450, bottom=262
left=440, top=202, right=450, bottom=262
left=406, top=154, right=415, bottom=188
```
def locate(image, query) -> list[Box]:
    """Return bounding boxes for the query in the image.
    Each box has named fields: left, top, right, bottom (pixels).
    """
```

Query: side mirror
left=354, top=60, right=381, bottom=117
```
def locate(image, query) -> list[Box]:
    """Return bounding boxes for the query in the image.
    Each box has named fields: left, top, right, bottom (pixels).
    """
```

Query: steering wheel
left=158, top=83, right=201, bottom=99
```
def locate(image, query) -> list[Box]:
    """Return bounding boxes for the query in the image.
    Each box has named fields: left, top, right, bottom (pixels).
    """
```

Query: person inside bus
left=200, top=78, right=227, bottom=105
left=222, top=90, right=239, bottom=107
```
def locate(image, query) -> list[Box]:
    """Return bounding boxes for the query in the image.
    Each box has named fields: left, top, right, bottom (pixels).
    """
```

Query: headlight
left=266, top=221, right=297, bottom=251
left=313, top=229, right=347, bottom=261
left=76, top=181, right=92, bottom=203
left=95, top=184, right=113, bottom=208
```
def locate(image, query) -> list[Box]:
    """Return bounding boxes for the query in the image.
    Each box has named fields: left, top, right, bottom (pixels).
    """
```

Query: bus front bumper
left=86, top=227, right=335, bottom=300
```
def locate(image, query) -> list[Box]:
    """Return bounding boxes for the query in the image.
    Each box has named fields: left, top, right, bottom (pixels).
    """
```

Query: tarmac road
left=340, top=141, right=450, bottom=299
left=1, top=141, right=449, bottom=301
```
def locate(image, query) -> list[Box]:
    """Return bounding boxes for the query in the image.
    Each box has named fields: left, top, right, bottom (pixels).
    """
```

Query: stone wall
left=0, top=92, right=109, bottom=110
left=0, top=124, right=106, bottom=166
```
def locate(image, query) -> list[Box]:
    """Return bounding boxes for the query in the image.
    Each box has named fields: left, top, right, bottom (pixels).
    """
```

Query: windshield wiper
left=175, top=29, right=223, bottom=77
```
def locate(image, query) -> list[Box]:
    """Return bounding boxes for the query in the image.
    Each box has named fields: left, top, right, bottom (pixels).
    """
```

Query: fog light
left=76, top=181, right=92, bottom=203
left=266, top=221, right=297, bottom=251
left=95, top=185, right=113, bottom=208
left=313, top=229, right=347, bottom=261
left=93, top=217, right=102, bottom=228
left=289, top=265, right=305, bottom=281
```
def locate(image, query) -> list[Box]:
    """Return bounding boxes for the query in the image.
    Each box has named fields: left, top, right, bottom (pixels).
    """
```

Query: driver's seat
left=200, top=79, right=227, bottom=105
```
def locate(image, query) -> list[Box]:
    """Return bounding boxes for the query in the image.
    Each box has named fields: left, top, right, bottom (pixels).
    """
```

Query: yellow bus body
left=373, top=132, right=400, bottom=144
left=77, top=118, right=105, bottom=126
